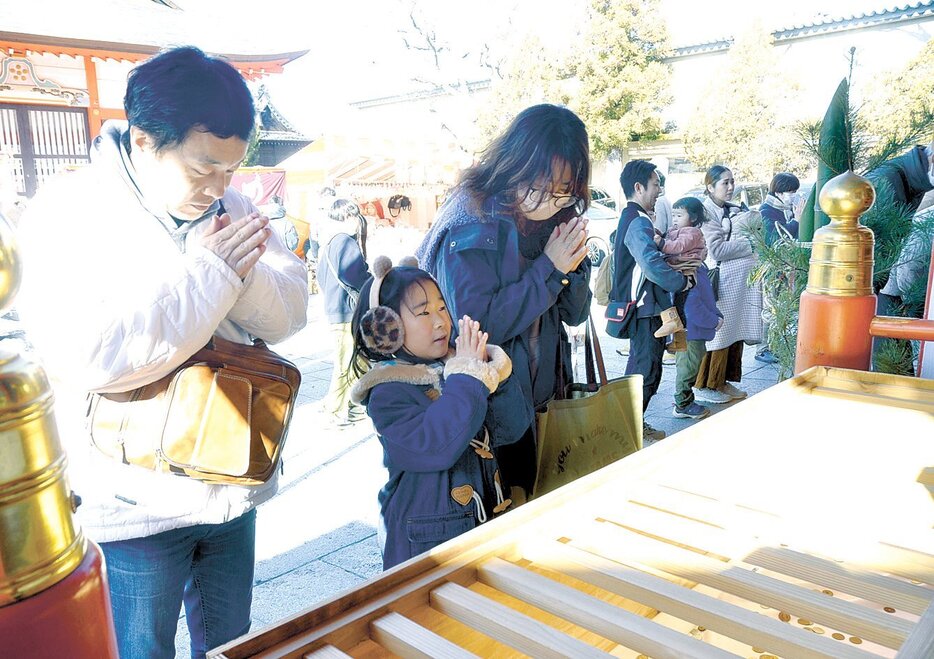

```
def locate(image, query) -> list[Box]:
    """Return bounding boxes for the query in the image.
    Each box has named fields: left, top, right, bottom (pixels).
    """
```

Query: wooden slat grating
left=628, top=482, right=934, bottom=586
left=530, top=541, right=876, bottom=659
left=628, top=483, right=933, bottom=615
left=745, top=546, right=932, bottom=616
left=570, top=519, right=914, bottom=649
left=210, top=368, right=934, bottom=659
left=477, top=557, right=735, bottom=659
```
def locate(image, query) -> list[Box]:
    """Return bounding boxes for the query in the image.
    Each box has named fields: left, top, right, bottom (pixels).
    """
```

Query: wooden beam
left=82, top=55, right=102, bottom=139
left=430, top=582, right=612, bottom=658
left=370, top=611, right=478, bottom=658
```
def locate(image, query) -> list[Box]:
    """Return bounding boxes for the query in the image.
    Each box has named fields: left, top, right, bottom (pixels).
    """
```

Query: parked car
left=583, top=200, right=618, bottom=267
left=589, top=186, right=617, bottom=210
left=686, top=182, right=768, bottom=210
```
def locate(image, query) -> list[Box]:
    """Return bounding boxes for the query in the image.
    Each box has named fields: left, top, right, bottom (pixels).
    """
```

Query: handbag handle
left=583, top=313, right=609, bottom=388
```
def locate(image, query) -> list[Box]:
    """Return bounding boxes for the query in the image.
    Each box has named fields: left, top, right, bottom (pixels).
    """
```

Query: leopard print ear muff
left=359, top=255, right=418, bottom=356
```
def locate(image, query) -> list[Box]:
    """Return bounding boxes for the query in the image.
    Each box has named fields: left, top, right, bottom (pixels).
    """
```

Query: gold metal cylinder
left=0, top=347, right=85, bottom=606
left=0, top=213, right=84, bottom=606
left=806, top=170, right=876, bottom=296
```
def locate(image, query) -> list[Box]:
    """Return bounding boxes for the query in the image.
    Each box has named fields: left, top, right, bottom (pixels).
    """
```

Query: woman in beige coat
left=694, top=165, right=762, bottom=404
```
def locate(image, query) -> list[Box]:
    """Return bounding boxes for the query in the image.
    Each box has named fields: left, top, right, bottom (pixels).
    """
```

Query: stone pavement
left=177, top=293, right=780, bottom=655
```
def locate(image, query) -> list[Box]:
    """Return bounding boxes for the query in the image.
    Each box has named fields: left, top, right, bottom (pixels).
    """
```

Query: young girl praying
left=350, top=256, right=519, bottom=569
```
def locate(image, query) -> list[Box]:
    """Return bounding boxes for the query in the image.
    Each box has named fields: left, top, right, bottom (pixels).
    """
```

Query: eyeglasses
left=524, top=187, right=580, bottom=209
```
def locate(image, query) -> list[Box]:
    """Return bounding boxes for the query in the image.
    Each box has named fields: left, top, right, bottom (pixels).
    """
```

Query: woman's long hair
left=459, top=104, right=591, bottom=223
left=329, top=198, right=368, bottom=261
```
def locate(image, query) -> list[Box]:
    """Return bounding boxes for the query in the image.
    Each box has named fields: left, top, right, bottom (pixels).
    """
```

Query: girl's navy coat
left=351, top=348, right=516, bottom=569
left=416, top=190, right=592, bottom=421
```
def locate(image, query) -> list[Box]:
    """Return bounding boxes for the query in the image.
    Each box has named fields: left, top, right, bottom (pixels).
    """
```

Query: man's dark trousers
left=624, top=315, right=665, bottom=412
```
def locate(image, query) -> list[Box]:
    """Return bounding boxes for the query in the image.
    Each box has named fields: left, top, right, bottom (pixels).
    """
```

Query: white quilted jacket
left=16, top=122, right=308, bottom=542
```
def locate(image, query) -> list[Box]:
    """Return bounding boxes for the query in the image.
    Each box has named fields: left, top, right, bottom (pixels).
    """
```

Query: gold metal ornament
left=806, top=170, right=876, bottom=296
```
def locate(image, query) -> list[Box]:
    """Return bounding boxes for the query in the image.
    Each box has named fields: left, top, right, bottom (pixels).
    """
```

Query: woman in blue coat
left=416, top=104, right=593, bottom=500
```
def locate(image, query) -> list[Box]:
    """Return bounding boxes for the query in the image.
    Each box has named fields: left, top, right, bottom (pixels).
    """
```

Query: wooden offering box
left=213, top=367, right=934, bottom=658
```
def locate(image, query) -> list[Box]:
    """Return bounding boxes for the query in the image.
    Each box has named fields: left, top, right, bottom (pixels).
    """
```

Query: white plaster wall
left=668, top=20, right=934, bottom=130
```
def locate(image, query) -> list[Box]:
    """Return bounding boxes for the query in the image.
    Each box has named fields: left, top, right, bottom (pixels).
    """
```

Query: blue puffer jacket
left=417, top=190, right=592, bottom=418
left=684, top=264, right=722, bottom=342
left=350, top=347, right=516, bottom=569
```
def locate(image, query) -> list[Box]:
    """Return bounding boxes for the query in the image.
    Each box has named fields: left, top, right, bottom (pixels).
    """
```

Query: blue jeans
left=100, top=509, right=256, bottom=659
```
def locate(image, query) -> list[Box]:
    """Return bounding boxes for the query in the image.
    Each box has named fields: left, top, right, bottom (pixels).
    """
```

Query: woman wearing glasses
left=416, top=104, right=592, bottom=503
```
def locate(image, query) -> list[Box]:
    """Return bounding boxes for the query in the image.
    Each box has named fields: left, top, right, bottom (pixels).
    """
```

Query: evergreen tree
left=861, top=38, right=934, bottom=141
left=566, top=0, right=672, bottom=160
left=682, top=25, right=814, bottom=183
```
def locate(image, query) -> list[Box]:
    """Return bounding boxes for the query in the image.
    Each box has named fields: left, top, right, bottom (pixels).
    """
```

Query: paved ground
left=175, top=292, right=780, bottom=655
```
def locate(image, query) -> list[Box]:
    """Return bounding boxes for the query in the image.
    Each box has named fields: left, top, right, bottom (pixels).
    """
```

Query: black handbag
left=708, top=264, right=721, bottom=302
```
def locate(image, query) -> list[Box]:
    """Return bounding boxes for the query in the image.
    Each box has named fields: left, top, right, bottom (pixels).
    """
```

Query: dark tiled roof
left=256, top=85, right=308, bottom=139
left=0, top=0, right=308, bottom=62
left=668, top=2, right=934, bottom=60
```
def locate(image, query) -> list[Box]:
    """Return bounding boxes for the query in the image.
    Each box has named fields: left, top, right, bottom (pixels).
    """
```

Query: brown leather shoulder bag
left=86, top=336, right=301, bottom=486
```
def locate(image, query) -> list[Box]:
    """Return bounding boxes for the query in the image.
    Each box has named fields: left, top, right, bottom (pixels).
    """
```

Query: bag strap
left=584, top=318, right=596, bottom=386
left=582, top=313, right=609, bottom=388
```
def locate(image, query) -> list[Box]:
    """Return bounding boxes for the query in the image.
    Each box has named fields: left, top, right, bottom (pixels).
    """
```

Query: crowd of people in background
left=10, top=42, right=934, bottom=658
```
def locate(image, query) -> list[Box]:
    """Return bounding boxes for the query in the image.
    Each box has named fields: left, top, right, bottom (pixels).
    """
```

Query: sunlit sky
left=255, top=0, right=897, bottom=133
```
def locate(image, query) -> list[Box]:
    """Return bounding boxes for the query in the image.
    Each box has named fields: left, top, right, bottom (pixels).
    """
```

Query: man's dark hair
left=620, top=160, right=657, bottom=199
left=123, top=46, right=254, bottom=153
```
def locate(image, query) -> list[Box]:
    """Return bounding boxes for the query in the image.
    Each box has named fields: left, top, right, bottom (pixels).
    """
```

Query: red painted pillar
left=0, top=543, right=118, bottom=658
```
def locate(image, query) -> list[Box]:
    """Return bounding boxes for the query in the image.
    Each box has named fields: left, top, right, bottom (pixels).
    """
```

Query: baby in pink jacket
left=650, top=201, right=709, bottom=346
left=654, top=225, right=708, bottom=268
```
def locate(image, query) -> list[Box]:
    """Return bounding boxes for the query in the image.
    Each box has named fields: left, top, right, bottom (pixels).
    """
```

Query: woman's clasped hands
left=544, top=216, right=589, bottom=274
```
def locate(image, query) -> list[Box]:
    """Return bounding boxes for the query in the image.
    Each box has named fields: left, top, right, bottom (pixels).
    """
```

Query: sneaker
left=693, top=387, right=732, bottom=404
left=672, top=402, right=710, bottom=419
left=717, top=382, right=747, bottom=400
left=755, top=349, right=779, bottom=364
left=642, top=421, right=666, bottom=441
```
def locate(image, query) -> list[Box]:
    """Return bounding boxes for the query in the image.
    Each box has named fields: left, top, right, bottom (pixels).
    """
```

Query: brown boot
left=668, top=330, right=688, bottom=352
left=654, top=307, right=685, bottom=338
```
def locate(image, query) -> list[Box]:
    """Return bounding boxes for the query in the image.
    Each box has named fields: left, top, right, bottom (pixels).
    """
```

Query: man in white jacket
left=17, top=47, right=307, bottom=658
